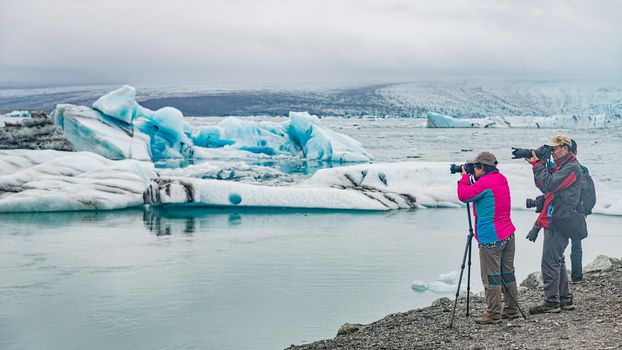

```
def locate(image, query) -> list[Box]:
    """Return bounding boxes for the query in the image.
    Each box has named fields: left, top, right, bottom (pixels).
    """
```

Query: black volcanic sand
left=287, top=258, right=622, bottom=350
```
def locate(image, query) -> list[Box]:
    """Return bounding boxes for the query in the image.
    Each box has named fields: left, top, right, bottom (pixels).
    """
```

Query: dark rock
left=431, top=297, right=451, bottom=307
left=584, top=255, right=620, bottom=273
left=520, top=271, right=543, bottom=289
left=337, top=323, right=363, bottom=336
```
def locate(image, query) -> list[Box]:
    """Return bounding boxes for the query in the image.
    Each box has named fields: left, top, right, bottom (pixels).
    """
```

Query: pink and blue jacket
left=457, top=170, right=516, bottom=244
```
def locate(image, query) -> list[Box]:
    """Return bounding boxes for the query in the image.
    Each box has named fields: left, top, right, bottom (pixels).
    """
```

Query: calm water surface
left=1, top=208, right=621, bottom=350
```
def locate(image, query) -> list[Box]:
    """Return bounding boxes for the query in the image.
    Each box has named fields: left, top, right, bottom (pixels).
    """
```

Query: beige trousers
left=479, top=234, right=518, bottom=317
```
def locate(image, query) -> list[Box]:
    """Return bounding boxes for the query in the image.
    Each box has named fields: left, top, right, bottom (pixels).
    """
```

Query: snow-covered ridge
left=3, top=150, right=620, bottom=214
left=50, top=85, right=372, bottom=162
left=4, top=81, right=621, bottom=119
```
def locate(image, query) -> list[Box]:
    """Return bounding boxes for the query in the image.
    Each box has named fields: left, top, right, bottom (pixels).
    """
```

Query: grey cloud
left=1, top=0, right=621, bottom=88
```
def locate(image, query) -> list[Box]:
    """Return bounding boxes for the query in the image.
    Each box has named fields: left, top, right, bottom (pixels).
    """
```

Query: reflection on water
left=140, top=206, right=389, bottom=235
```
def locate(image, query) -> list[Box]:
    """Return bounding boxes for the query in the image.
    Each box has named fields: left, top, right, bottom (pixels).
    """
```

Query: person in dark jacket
left=524, top=139, right=587, bottom=282
left=525, top=134, right=583, bottom=314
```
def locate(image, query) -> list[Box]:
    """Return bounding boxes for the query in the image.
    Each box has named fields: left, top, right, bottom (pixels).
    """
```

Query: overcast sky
left=1, top=0, right=621, bottom=88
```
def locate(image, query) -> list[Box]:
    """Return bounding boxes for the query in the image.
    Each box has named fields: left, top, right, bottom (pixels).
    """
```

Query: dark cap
left=468, top=152, right=498, bottom=167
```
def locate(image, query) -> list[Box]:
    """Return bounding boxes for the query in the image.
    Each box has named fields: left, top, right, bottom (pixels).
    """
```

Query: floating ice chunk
left=217, top=117, right=295, bottom=155
left=191, top=125, right=233, bottom=148
left=150, top=161, right=620, bottom=214
left=426, top=112, right=489, bottom=128
left=51, top=104, right=152, bottom=161
left=411, top=280, right=458, bottom=293
left=289, top=112, right=373, bottom=162
left=437, top=270, right=459, bottom=284
left=410, top=281, right=430, bottom=292
left=411, top=270, right=461, bottom=293
left=92, top=85, right=137, bottom=124
left=144, top=177, right=393, bottom=210
left=151, top=107, right=186, bottom=140
left=2, top=152, right=622, bottom=214
left=427, top=112, right=621, bottom=129
left=190, top=113, right=370, bottom=162
left=141, top=106, right=194, bottom=161
left=54, top=86, right=372, bottom=162
left=0, top=150, right=156, bottom=212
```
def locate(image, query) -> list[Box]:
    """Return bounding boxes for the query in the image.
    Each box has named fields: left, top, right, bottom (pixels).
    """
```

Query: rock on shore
left=286, top=255, right=622, bottom=350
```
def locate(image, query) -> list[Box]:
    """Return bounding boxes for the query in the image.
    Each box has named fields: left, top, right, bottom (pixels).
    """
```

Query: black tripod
left=449, top=202, right=527, bottom=328
left=449, top=202, right=475, bottom=328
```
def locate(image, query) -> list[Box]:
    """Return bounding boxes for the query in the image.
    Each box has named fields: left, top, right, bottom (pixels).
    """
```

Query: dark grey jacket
left=532, top=153, right=583, bottom=228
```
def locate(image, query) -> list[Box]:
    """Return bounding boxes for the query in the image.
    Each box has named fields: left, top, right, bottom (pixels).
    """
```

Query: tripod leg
left=465, top=203, right=474, bottom=317
left=501, top=280, right=527, bottom=320
left=449, top=234, right=471, bottom=328
left=466, top=233, right=472, bottom=316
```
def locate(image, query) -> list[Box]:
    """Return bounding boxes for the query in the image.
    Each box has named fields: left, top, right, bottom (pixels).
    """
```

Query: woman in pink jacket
left=457, top=152, right=517, bottom=324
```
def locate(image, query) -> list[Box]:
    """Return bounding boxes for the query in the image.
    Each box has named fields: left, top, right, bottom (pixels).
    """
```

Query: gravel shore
left=287, top=256, right=622, bottom=350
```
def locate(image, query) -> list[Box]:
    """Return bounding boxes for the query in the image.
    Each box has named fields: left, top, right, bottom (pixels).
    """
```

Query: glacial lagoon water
left=2, top=120, right=622, bottom=350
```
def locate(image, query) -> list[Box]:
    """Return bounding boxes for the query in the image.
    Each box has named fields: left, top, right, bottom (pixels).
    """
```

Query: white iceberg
left=52, top=86, right=372, bottom=163
left=0, top=150, right=156, bottom=212
left=145, top=161, right=622, bottom=214
left=2, top=150, right=621, bottom=214
left=427, top=112, right=621, bottom=129
left=92, top=84, right=137, bottom=124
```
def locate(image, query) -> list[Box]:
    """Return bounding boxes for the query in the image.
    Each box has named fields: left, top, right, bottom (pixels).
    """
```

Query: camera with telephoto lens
left=511, top=145, right=551, bottom=160
left=450, top=163, right=475, bottom=175
left=526, top=195, right=545, bottom=213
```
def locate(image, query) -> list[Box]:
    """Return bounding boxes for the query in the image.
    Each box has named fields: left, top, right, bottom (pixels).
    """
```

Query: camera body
left=526, top=195, right=545, bottom=213
left=450, top=163, right=475, bottom=175
left=511, top=145, right=551, bottom=160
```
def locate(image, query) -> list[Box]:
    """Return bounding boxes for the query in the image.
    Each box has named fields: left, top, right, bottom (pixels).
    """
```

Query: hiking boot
left=529, top=303, right=561, bottom=314
left=560, top=299, right=576, bottom=311
left=501, top=309, right=520, bottom=319
left=474, top=313, right=501, bottom=325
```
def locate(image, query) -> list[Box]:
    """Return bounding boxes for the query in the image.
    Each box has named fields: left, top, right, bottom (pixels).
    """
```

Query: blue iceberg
left=52, top=86, right=373, bottom=163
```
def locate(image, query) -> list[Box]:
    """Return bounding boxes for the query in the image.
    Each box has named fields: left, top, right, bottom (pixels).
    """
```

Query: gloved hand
left=526, top=226, right=540, bottom=242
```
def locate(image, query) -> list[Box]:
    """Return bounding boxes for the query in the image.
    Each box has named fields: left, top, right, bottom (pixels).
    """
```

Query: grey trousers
left=542, top=229, right=573, bottom=306
left=570, top=238, right=583, bottom=281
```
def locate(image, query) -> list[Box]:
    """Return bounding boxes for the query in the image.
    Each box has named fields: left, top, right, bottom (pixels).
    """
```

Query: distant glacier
left=1, top=80, right=621, bottom=118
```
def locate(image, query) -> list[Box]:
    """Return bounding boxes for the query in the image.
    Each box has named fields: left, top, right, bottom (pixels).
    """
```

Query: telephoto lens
left=511, top=148, right=533, bottom=159
left=449, top=164, right=462, bottom=174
